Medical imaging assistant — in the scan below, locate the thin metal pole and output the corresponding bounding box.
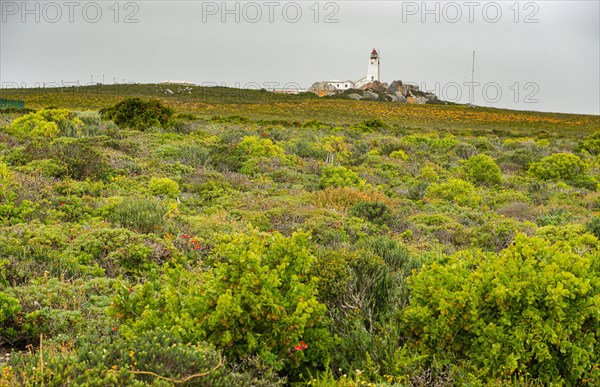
[471,50,475,104]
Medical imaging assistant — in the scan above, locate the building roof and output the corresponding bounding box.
[161,80,195,85]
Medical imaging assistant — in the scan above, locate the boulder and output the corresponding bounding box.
[403,84,421,97]
[348,93,363,100]
[363,90,379,100]
[395,92,407,103]
[385,93,398,102]
[308,82,337,97]
[406,96,427,104]
[359,81,388,92]
[388,80,403,94]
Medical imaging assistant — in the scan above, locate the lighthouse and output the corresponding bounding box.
[308,48,383,93]
[366,48,380,83]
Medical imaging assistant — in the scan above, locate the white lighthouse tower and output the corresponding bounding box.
[366,48,380,83]
[310,48,383,93]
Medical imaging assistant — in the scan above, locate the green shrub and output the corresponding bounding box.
[586,217,600,239]
[536,208,573,227]
[107,197,169,234]
[529,153,587,182]
[158,143,210,168]
[406,181,429,201]
[389,150,408,161]
[7,328,253,386]
[320,166,363,188]
[462,154,502,186]
[470,218,527,252]
[5,138,110,180]
[403,234,600,384]
[232,136,287,175]
[0,161,12,201]
[425,179,480,206]
[580,132,600,155]
[0,291,21,343]
[211,115,251,124]
[349,201,393,226]
[352,119,387,132]
[68,228,172,277]
[4,277,116,346]
[322,238,419,378]
[236,136,284,158]
[52,139,112,180]
[79,329,250,386]
[19,159,67,178]
[100,98,174,130]
[3,108,83,140]
[289,138,327,160]
[498,147,544,171]
[148,177,180,198]
[409,213,470,248]
[112,230,333,376]
[302,119,328,129]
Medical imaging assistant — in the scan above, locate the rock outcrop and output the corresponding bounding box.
[363,90,380,100]
[308,79,444,105]
[359,81,389,92]
[308,81,338,97]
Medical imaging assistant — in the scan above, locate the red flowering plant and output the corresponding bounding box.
[293,341,308,352]
[171,232,209,262]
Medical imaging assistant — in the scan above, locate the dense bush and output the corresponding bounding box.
[462,154,502,186]
[349,201,393,226]
[0,292,21,344]
[425,178,480,206]
[0,162,11,200]
[107,197,169,234]
[112,230,333,378]
[100,98,174,130]
[529,153,587,182]
[352,118,387,132]
[389,149,408,161]
[403,234,600,384]
[234,136,287,175]
[5,329,254,386]
[585,217,600,239]
[320,166,363,188]
[580,132,600,155]
[148,177,180,198]
[3,108,82,139]
[52,139,112,180]
[68,227,173,276]
[236,136,284,158]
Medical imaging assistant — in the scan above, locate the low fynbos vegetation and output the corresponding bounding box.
[0,101,599,386]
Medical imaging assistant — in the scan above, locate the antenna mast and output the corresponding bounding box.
[378,47,381,82]
[471,50,475,104]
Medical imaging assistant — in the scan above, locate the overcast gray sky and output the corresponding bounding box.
[1,0,599,114]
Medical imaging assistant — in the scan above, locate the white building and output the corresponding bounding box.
[161,80,195,85]
[326,80,355,91]
[310,49,382,95]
